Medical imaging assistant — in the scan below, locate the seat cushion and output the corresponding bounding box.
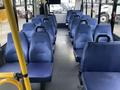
[0,63,20,73]
[82,72,120,90]
[74,49,83,62]
[28,63,53,82]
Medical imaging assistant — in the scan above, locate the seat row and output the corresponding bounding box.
[66,10,113,62]
[67,10,120,90]
[0,14,57,90]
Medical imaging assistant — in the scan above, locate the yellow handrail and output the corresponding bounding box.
[0,72,15,78]
[0,78,23,90]
[3,0,32,90]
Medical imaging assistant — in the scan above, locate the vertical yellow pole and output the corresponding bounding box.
[3,0,31,90]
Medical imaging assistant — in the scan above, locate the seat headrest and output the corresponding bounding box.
[94,24,113,42]
[23,22,35,31]
[35,26,46,32]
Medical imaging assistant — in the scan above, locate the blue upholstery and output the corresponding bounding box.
[47,16,57,35]
[66,10,83,24]
[81,42,120,72]
[0,63,20,73]
[5,32,29,62]
[42,18,56,45]
[29,28,53,63]
[69,15,81,35]
[73,24,93,62]
[74,24,93,44]
[83,72,120,90]
[74,33,93,49]
[48,15,57,28]
[80,15,91,21]
[32,17,42,26]
[36,14,57,35]
[70,16,80,38]
[22,22,36,43]
[94,24,113,42]
[80,42,120,90]
[87,18,97,32]
[28,27,53,82]
[68,11,83,29]
[79,15,97,32]
[68,13,76,29]
[70,16,93,39]
[66,10,73,24]
[28,63,53,82]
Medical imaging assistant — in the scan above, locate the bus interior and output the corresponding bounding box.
[0,0,120,90]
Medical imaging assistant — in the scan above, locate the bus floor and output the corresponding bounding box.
[0,29,81,90]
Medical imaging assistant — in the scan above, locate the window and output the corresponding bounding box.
[50,0,75,14]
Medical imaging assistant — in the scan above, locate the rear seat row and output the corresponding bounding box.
[0,14,57,90]
[67,10,120,90]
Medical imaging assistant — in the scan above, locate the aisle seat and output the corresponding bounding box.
[22,22,36,43]
[28,30,53,87]
[73,24,93,62]
[80,42,120,90]
[42,18,56,45]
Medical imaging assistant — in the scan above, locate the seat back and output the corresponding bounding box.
[74,24,93,49]
[42,18,55,44]
[87,18,97,32]
[29,26,52,63]
[22,22,35,43]
[32,17,42,26]
[5,32,29,63]
[66,10,73,23]
[94,24,113,42]
[75,24,93,40]
[81,42,120,72]
[66,10,83,24]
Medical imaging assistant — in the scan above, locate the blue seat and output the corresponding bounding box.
[94,24,113,42]
[66,10,83,25]
[70,16,94,40]
[79,15,97,32]
[68,11,83,29]
[73,24,93,62]
[34,26,53,51]
[28,29,53,83]
[36,15,57,35]
[22,22,36,43]
[74,24,93,43]
[32,17,42,26]
[87,18,97,32]
[80,42,120,90]
[48,15,57,28]
[42,18,56,45]
[83,72,120,90]
[66,10,73,24]
[0,32,29,72]
[68,12,76,29]
[70,15,81,38]
[28,63,53,82]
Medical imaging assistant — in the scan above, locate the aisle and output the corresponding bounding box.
[46,29,80,90]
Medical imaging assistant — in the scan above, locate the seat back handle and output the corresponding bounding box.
[35,26,46,32]
[96,34,111,42]
[80,20,88,25]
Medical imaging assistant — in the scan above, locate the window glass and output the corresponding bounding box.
[50,0,75,14]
